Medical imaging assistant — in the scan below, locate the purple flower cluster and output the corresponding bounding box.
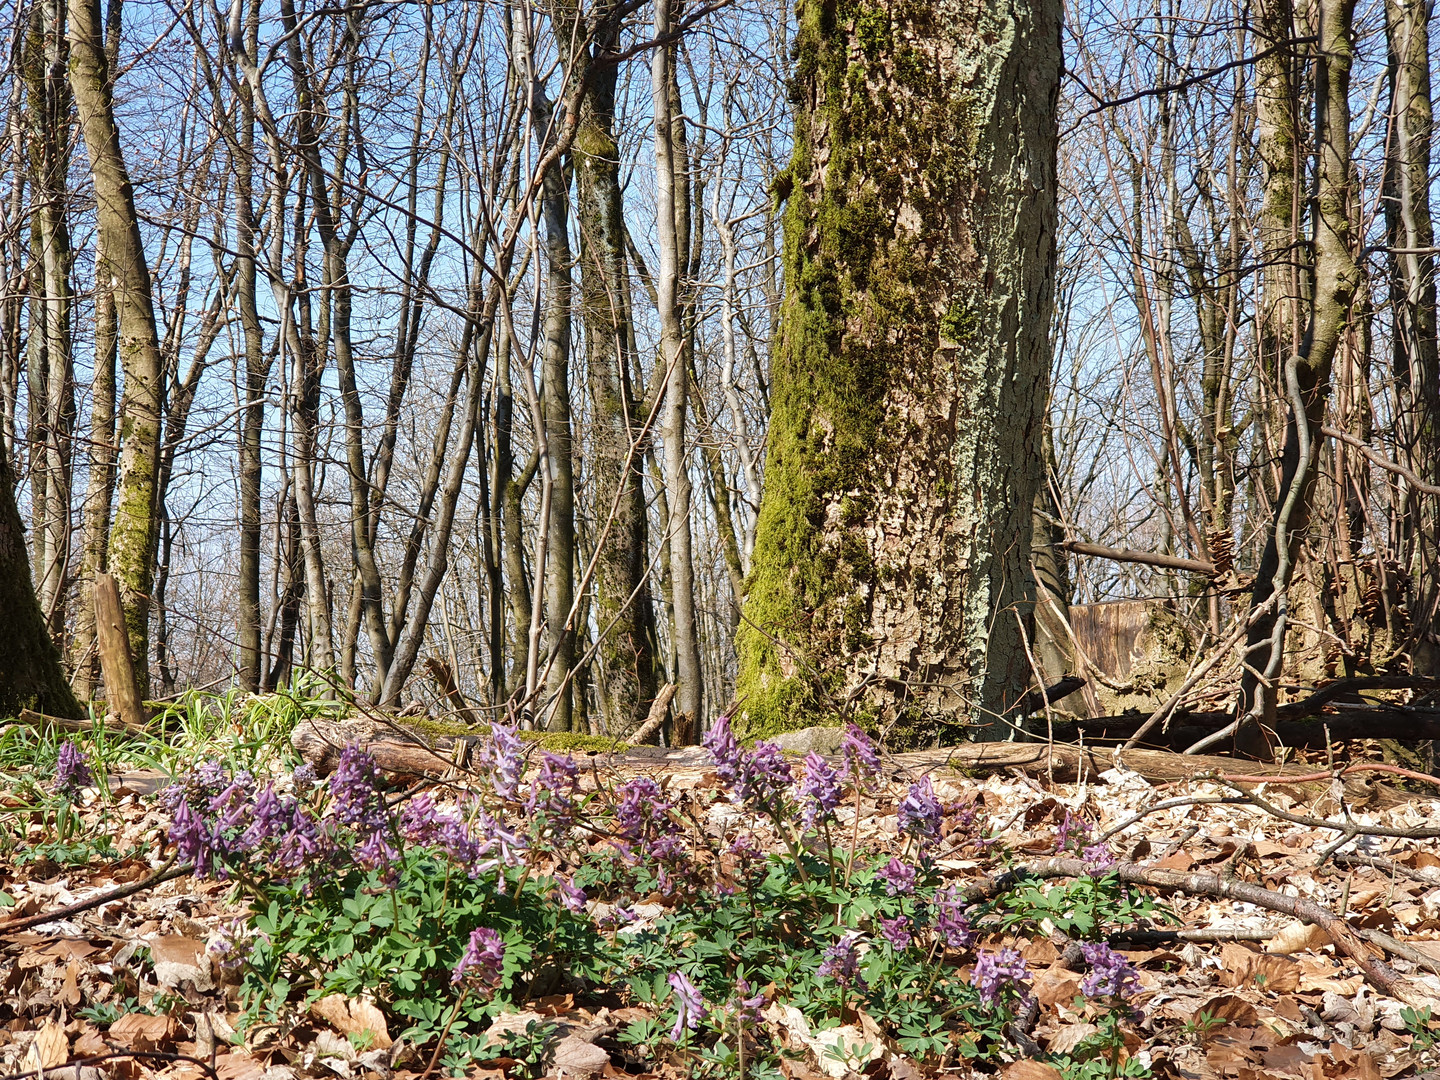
[839,724,881,788]
[613,777,685,863]
[452,926,506,987]
[702,716,792,811]
[817,936,866,989]
[553,875,587,912]
[668,971,706,1040]
[399,794,516,877]
[1079,942,1141,999]
[1082,842,1118,873]
[208,918,250,972]
[477,721,524,800]
[525,752,580,829]
[165,765,265,878]
[329,746,396,870]
[731,977,766,1026]
[877,857,916,896]
[932,884,975,949]
[897,776,943,841]
[879,915,913,950]
[970,947,1031,1007]
[796,753,841,828]
[54,742,93,796]
[240,782,325,871]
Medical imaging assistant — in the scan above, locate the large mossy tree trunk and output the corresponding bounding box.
[736,0,1062,743]
[0,436,83,720]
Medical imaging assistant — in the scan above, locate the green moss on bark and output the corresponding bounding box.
[736,0,1062,744]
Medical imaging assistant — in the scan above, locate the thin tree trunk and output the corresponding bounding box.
[68,0,164,696]
[1236,0,1361,743]
[652,0,703,738]
[1384,0,1440,667]
[574,0,659,734]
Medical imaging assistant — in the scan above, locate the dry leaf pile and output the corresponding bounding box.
[3,746,1439,1080]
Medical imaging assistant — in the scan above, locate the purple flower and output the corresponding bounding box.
[796,753,841,828]
[1056,810,1092,853]
[208,918,249,972]
[329,745,388,834]
[291,763,317,790]
[525,753,579,827]
[970,947,1031,1007]
[170,796,222,875]
[897,776,942,840]
[703,714,745,787]
[839,724,881,788]
[877,857,916,896]
[933,884,975,949]
[1082,842,1118,874]
[452,926,506,987]
[479,721,525,800]
[1079,942,1141,999]
[879,916,913,950]
[554,875,587,912]
[54,742,93,796]
[817,937,866,989]
[732,978,766,1025]
[614,777,680,853]
[703,715,792,810]
[668,971,706,1040]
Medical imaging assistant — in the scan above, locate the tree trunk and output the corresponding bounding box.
[652,0,704,738]
[0,435,82,720]
[24,0,76,643]
[1384,0,1440,670]
[735,0,1062,743]
[1236,0,1361,743]
[574,3,659,735]
[68,0,164,697]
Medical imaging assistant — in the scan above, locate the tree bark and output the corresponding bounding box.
[652,0,704,738]
[736,0,1062,743]
[1236,0,1361,743]
[1384,0,1440,669]
[68,0,164,696]
[0,434,82,720]
[574,2,660,735]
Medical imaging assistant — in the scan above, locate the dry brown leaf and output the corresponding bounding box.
[25,1019,68,1072]
[1266,921,1329,955]
[73,1024,106,1057]
[1218,943,1300,992]
[108,1012,177,1051]
[1151,850,1195,872]
[212,1051,267,1080]
[1045,1022,1099,1055]
[1033,968,1083,1008]
[1001,1062,1063,1080]
[309,993,392,1049]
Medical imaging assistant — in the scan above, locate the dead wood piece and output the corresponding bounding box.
[1363,929,1440,979]
[1058,539,1217,577]
[291,716,472,778]
[1014,676,1089,716]
[628,683,678,746]
[1109,927,1279,944]
[9,708,128,735]
[964,856,1436,1006]
[94,573,149,731]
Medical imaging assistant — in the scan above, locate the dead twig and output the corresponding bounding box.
[964,857,1436,1005]
[0,854,188,936]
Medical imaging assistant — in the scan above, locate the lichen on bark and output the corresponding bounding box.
[736,0,1062,745]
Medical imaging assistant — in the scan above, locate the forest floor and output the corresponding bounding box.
[2,703,1440,1080]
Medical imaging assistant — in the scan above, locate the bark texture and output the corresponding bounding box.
[0,436,83,720]
[68,0,164,695]
[574,6,659,735]
[736,0,1062,742]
